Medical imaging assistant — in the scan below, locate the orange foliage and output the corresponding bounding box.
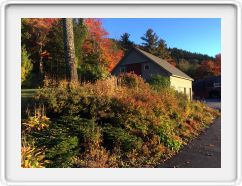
[84,18,108,41]
[197,54,221,79]
[214,53,221,76]
[201,60,220,76]
[25,18,58,32]
[25,18,58,44]
[83,19,124,71]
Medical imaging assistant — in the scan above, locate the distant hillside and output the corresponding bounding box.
[168,47,215,64]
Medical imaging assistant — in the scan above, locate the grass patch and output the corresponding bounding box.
[21,89,38,118]
[21,89,38,98]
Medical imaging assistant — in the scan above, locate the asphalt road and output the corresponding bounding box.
[159,116,221,168]
[203,99,221,111]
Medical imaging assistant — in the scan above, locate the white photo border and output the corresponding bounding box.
[0,0,241,185]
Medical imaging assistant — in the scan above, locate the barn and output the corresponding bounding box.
[112,47,194,100]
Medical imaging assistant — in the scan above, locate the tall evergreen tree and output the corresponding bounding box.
[119,33,134,53]
[62,18,78,82]
[141,29,159,54]
[155,39,171,59]
[73,19,87,67]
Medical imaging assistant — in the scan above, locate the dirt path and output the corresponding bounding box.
[159,117,221,168]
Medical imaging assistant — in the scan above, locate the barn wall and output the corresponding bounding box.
[112,49,170,79]
[170,76,193,100]
[112,50,147,75]
[141,61,170,80]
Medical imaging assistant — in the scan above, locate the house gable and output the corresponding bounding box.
[134,48,193,81]
[112,49,147,75]
[112,49,171,79]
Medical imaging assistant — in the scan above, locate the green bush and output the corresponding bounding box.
[103,125,143,152]
[31,116,103,167]
[155,116,183,151]
[147,74,170,90]
[118,72,148,89]
[21,46,33,87]
[78,63,110,82]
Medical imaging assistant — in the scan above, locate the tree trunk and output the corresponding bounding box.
[62,18,78,82]
[39,43,44,82]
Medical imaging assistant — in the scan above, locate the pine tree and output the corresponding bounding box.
[155,39,171,59]
[119,33,134,53]
[141,29,159,54]
[73,19,87,67]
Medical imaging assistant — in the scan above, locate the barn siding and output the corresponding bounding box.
[112,50,147,75]
[141,61,170,80]
[112,50,170,79]
[170,76,193,100]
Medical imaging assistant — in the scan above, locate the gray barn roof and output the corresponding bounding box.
[134,47,193,81]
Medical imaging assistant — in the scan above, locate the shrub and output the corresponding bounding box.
[21,46,33,87]
[155,116,183,151]
[147,74,170,90]
[30,115,111,168]
[22,106,51,132]
[21,138,49,168]
[23,75,220,167]
[78,63,110,82]
[118,72,149,89]
[103,125,143,152]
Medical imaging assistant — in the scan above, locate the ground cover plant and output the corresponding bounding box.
[21,74,219,168]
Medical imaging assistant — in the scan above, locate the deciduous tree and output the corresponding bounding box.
[83,19,123,72]
[24,18,58,83]
[21,46,33,84]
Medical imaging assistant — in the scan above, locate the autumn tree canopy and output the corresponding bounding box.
[83,19,123,72]
[21,18,220,88]
[23,18,58,83]
[21,18,124,86]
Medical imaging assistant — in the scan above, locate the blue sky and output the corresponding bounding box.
[102,18,221,57]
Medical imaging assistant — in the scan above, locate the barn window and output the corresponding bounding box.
[144,65,150,70]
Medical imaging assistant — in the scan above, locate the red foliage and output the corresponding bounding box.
[84,19,108,41]
[83,19,124,71]
[214,53,221,76]
[197,54,221,79]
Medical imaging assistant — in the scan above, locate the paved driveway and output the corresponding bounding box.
[158,117,221,168]
[203,98,221,110]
